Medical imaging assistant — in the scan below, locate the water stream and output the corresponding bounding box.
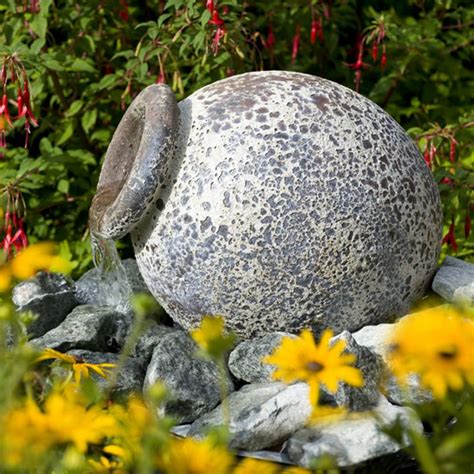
[90,231,133,314]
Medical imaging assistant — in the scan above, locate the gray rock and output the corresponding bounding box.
[30,305,130,353]
[285,395,423,468]
[228,332,296,383]
[67,349,147,398]
[383,372,433,406]
[12,272,78,338]
[326,331,382,411]
[432,256,474,304]
[75,259,151,306]
[91,71,442,339]
[143,331,234,423]
[189,382,312,451]
[351,321,433,405]
[351,322,394,359]
[131,320,177,361]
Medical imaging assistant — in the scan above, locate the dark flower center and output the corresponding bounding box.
[438,346,458,360]
[306,361,324,372]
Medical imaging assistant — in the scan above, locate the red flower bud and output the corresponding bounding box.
[442,219,458,253]
[0,94,12,126]
[372,41,378,62]
[291,25,301,64]
[311,19,318,45]
[449,138,457,163]
[266,25,276,50]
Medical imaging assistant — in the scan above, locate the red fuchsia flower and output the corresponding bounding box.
[442,219,458,253]
[266,24,276,50]
[449,137,457,163]
[212,25,225,55]
[291,25,301,64]
[465,209,471,239]
[209,9,224,26]
[0,94,12,127]
[16,84,39,148]
[371,41,378,62]
[440,177,454,185]
[347,38,367,92]
[206,0,214,14]
[311,19,318,45]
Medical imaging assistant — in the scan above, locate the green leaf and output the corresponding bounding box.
[30,14,47,39]
[81,109,98,134]
[57,179,69,194]
[65,100,84,117]
[69,58,96,73]
[57,122,75,146]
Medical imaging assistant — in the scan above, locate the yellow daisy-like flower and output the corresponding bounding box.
[387,306,474,399]
[0,264,12,292]
[36,348,116,384]
[11,242,72,280]
[157,437,234,474]
[190,315,236,359]
[263,329,363,406]
[1,384,116,467]
[233,458,280,474]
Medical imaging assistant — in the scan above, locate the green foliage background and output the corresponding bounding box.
[0,0,473,274]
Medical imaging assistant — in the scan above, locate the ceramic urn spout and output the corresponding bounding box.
[90,84,179,240]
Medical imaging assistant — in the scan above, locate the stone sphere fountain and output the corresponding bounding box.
[89,71,442,338]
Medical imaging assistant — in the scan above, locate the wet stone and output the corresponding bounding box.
[75,258,151,306]
[30,305,131,353]
[12,272,79,338]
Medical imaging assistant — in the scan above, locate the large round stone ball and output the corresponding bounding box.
[129,71,442,338]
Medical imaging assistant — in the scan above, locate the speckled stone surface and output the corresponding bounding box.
[92,71,443,338]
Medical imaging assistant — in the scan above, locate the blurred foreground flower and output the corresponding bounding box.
[156,437,234,474]
[0,242,73,291]
[233,458,280,474]
[36,348,116,385]
[387,306,474,399]
[264,329,363,406]
[191,315,236,360]
[0,384,116,467]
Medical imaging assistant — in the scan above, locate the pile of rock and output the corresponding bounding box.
[11,257,473,469]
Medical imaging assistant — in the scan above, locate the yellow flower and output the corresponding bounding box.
[264,329,363,406]
[0,264,12,292]
[0,384,117,466]
[282,467,313,474]
[36,348,116,384]
[157,437,234,474]
[10,242,72,280]
[233,458,280,474]
[191,315,236,359]
[387,306,474,399]
[308,404,348,425]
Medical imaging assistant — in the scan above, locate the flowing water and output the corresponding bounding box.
[91,232,133,314]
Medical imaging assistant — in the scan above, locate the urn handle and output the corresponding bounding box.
[90,84,179,239]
